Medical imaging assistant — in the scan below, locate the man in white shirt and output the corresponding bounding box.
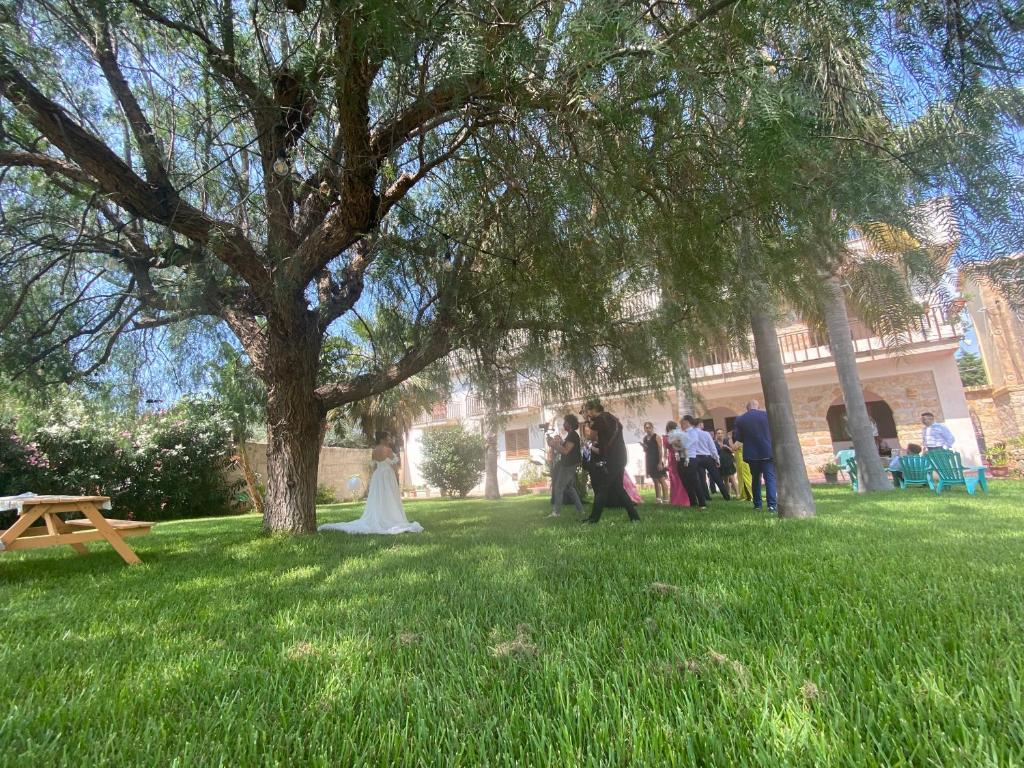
[677,417,709,505]
[686,416,730,502]
[921,412,955,451]
[666,420,705,509]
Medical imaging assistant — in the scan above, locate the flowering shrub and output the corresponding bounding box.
[0,423,56,527]
[0,423,52,495]
[3,397,243,522]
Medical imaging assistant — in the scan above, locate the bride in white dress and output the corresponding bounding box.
[319,432,423,535]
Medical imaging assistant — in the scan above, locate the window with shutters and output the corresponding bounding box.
[504,428,530,459]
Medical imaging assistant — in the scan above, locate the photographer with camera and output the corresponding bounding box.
[581,399,640,524]
[545,414,585,518]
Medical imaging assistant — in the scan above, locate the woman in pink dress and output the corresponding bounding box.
[663,424,691,506]
[622,471,643,504]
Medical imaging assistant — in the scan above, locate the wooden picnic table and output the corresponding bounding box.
[0,495,153,565]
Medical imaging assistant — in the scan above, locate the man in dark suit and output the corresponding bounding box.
[732,400,776,512]
[582,398,640,524]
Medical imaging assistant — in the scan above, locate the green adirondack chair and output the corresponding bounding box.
[836,449,856,483]
[897,455,934,489]
[844,457,858,492]
[927,450,988,495]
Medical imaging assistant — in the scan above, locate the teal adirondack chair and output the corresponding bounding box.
[836,449,856,484]
[897,455,934,489]
[928,450,988,495]
[844,457,858,492]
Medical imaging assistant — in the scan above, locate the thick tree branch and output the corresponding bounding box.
[0,53,272,294]
[0,149,95,186]
[316,325,453,409]
[222,307,268,375]
[316,238,375,331]
[369,76,489,161]
[376,123,478,221]
[78,3,171,188]
[317,235,477,407]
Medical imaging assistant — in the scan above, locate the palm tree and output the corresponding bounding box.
[338,371,444,485]
[817,214,957,492]
[820,273,892,492]
[749,303,817,518]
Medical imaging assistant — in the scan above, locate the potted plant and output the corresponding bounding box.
[985,442,1010,478]
[820,462,841,484]
[517,463,547,494]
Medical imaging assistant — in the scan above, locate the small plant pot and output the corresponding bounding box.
[990,466,1009,478]
[823,472,839,484]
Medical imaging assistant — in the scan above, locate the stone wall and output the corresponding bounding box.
[965,385,1024,454]
[696,370,944,476]
[961,264,1024,454]
[241,443,372,501]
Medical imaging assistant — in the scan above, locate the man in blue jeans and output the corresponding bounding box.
[732,400,776,512]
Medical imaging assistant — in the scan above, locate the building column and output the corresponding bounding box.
[932,355,983,465]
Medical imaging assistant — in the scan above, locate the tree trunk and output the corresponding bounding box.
[261,320,326,534]
[673,360,690,421]
[750,304,816,519]
[237,440,265,516]
[483,394,501,500]
[822,275,890,492]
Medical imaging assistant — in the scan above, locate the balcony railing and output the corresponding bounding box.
[619,288,661,319]
[414,305,958,425]
[425,386,541,424]
[412,401,464,425]
[688,304,958,381]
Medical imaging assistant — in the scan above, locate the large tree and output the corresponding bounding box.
[0,0,750,532]
[3,1,1021,532]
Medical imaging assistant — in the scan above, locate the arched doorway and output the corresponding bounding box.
[826,396,898,455]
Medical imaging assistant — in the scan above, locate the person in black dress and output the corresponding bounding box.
[581,422,605,511]
[546,414,585,517]
[715,427,739,499]
[642,421,669,503]
[582,398,640,524]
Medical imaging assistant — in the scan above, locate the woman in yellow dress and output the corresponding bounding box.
[731,437,754,501]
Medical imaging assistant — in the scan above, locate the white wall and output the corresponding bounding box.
[930,353,983,465]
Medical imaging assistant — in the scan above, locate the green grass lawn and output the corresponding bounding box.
[2,483,1024,766]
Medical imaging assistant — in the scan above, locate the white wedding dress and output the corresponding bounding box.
[318,456,423,535]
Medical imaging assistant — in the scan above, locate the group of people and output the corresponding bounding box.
[545,398,780,524]
[643,417,741,507]
[546,400,642,523]
[315,404,961,537]
[878,411,956,486]
[656,400,777,513]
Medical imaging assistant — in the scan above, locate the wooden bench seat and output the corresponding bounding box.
[64,518,155,536]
